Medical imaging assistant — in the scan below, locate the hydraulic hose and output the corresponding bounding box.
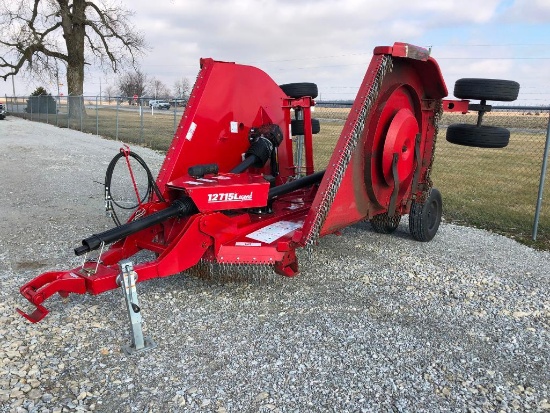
[105,150,165,226]
[268,171,325,200]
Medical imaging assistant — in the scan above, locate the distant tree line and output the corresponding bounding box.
[113,70,191,103]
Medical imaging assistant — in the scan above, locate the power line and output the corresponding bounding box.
[437,57,550,60]
[431,44,550,47]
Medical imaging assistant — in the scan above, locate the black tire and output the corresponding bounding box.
[370,213,401,234]
[409,188,442,242]
[446,124,510,148]
[290,118,320,136]
[454,78,519,102]
[279,82,318,99]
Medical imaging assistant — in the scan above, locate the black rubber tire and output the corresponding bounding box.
[279,82,318,99]
[446,124,510,148]
[409,188,442,242]
[454,78,519,102]
[370,213,401,234]
[290,118,321,136]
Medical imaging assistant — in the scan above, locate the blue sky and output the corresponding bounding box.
[2,0,550,105]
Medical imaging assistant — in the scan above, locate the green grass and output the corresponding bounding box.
[432,129,549,250]
[13,107,550,250]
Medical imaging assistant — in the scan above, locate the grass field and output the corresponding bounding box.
[13,106,550,250]
[433,129,549,250]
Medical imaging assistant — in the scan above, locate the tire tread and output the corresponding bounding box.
[454,78,519,102]
[446,124,510,148]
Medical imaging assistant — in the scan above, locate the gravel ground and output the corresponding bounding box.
[0,116,549,413]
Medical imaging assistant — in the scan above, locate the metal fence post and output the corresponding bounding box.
[533,112,550,241]
[140,98,144,144]
[96,96,99,136]
[80,95,83,132]
[116,98,120,140]
[173,103,177,135]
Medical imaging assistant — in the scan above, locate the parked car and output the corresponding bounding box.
[149,100,171,110]
[0,103,6,120]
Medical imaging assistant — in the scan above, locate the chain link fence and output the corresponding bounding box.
[4,95,181,151]
[4,95,550,249]
[435,107,550,248]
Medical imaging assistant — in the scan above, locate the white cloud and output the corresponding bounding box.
[2,0,548,104]
[117,0,548,104]
[503,0,550,23]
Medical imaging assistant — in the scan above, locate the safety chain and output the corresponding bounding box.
[303,55,393,247]
[424,99,444,200]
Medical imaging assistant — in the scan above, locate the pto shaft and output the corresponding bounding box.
[75,197,197,256]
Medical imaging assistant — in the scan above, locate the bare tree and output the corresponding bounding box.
[104,84,116,103]
[117,70,147,104]
[173,78,190,106]
[0,0,145,117]
[149,77,170,99]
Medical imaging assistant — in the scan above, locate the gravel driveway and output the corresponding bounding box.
[0,117,549,413]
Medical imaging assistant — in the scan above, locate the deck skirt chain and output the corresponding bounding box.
[303,55,393,246]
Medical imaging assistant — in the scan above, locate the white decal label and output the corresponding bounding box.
[235,242,262,247]
[246,221,303,243]
[207,192,253,203]
[230,121,239,133]
[186,122,197,141]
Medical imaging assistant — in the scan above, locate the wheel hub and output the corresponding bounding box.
[382,108,418,185]
[364,85,420,208]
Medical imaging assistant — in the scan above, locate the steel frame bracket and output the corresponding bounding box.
[118,260,157,355]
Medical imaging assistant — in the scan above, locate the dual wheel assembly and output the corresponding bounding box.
[447,78,520,148]
[370,188,443,242]
[371,77,519,241]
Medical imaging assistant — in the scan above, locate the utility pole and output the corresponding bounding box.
[11,62,15,97]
